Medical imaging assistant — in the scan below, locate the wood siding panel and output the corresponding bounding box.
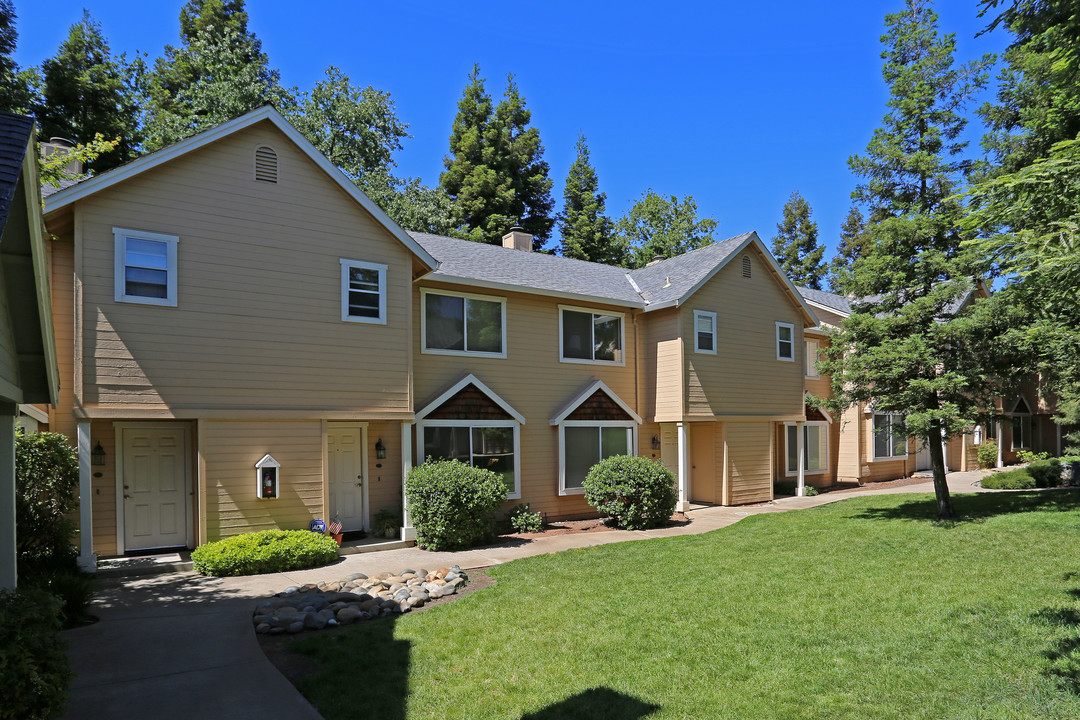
[641,308,680,421]
[364,420,403,527]
[89,420,117,556]
[74,121,413,414]
[0,261,19,394]
[683,247,805,418]
[727,422,773,504]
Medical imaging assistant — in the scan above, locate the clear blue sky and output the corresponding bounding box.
[12,1,1011,255]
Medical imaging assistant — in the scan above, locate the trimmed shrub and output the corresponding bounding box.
[0,587,72,720]
[405,459,508,551]
[583,456,677,530]
[24,568,96,628]
[509,503,544,533]
[191,530,339,577]
[373,508,402,539]
[977,441,998,469]
[1028,458,1064,488]
[774,481,819,497]
[981,468,1036,490]
[1017,449,1051,464]
[15,430,79,574]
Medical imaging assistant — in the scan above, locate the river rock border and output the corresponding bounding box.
[253,566,468,635]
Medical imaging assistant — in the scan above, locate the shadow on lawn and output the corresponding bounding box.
[1035,576,1080,694]
[850,490,1080,524]
[521,688,660,720]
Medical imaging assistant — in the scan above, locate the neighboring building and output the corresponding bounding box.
[41,106,821,561]
[0,112,60,589]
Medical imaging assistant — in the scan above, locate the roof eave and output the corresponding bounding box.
[426,272,645,309]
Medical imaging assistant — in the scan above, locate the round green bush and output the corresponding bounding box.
[0,587,71,720]
[191,530,339,577]
[405,459,508,550]
[976,440,998,469]
[583,455,677,530]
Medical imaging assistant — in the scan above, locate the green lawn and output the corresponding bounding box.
[280,491,1080,719]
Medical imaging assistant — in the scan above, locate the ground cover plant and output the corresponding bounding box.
[191,530,339,576]
[278,491,1080,720]
[774,480,819,496]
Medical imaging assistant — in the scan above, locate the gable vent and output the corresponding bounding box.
[254,145,278,183]
[741,255,751,278]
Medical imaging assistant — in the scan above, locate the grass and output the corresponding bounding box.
[279,491,1080,719]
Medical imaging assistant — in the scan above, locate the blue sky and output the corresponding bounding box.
[13,1,1011,255]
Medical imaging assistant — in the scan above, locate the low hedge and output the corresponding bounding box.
[584,455,677,530]
[774,481,819,497]
[981,468,1036,490]
[405,459,508,551]
[0,587,71,720]
[191,530,339,577]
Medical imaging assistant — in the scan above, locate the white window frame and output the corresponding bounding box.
[1011,414,1032,451]
[559,305,626,366]
[340,259,387,325]
[558,420,637,495]
[415,419,521,500]
[693,310,717,355]
[420,288,507,358]
[805,339,820,379]
[783,421,829,476]
[872,412,908,460]
[113,228,179,307]
[776,322,795,362]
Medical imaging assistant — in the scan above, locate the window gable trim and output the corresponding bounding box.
[340,259,388,325]
[113,228,179,307]
[693,309,717,355]
[549,379,643,425]
[558,420,637,496]
[558,304,626,366]
[420,287,507,358]
[414,373,526,424]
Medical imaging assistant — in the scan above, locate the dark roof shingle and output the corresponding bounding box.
[0,111,34,235]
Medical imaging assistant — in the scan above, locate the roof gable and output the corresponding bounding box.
[550,379,643,425]
[415,374,526,424]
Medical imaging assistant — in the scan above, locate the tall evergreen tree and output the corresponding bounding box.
[35,12,140,172]
[828,206,871,288]
[0,1,33,114]
[558,133,623,264]
[493,75,554,247]
[771,191,825,289]
[615,190,717,268]
[820,0,1007,520]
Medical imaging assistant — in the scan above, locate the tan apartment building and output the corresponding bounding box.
[40,106,821,566]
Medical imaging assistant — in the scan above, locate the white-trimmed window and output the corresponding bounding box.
[785,422,828,475]
[113,228,179,306]
[776,322,795,361]
[340,259,387,324]
[694,310,716,354]
[419,421,520,499]
[560,306,624,364]
[805,339,820,378]
[559,422,636,495]
[873,412,907,459]
[422,289,506,357]
[1011,414,1032,450]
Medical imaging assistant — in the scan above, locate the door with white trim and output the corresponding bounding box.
[915,441,931,471]
[122,427,190,551]
[328,425,367,532]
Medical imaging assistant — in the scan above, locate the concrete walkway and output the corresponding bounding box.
[61,470,993,720]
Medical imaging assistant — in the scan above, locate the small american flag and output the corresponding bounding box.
[328,520,343,535]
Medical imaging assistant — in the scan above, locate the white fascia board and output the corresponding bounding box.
[428,273,644,310]
[549,379,643,426]
[414,373,526,425]
[803,298,850,318]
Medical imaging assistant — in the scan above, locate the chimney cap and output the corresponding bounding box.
[47,137,76,148]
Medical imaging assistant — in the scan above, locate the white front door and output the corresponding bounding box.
[915,441,931,471]
[328,425,367,532]
[122,427,190,551]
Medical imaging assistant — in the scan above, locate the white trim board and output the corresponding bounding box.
[414,373,526,425]
[550,379,643,425]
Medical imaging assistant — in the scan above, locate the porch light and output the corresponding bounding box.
[375,438,387,459]
[91,441,106,466]
[651,435,661,451]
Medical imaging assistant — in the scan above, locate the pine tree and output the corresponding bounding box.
[828,206,871,289]
[615,190,717,268]
[0,1,33,114]
[35,12,140,172]
[820,0,1007,520]
[558,133,623,264]
[771,191,825,289]
[493,75,554,247]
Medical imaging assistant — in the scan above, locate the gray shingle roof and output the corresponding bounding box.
[0,112,33,235]
[797,286,852,315]
[41,176,81,198]
[408,230,756,310]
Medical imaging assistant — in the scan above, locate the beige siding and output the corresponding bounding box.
[202,420,323,540]
[365,420,404,526]
[48,238,77,438]
[0,262,18,395]
[74,121,413,414]
[413,282,639,520]
[836,406,862,482]
[683,246,805,418]
[642,308,682,421]
[89,420,118,556]
[727,422,773,504]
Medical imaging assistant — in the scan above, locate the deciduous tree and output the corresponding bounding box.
[615,190,717,268]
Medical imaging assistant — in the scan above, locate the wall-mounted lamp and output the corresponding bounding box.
[375,438,387,459]
[651,435,661,451]
[91,441,106,466]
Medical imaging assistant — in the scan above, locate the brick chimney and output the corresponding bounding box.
[40,137,84,176]
[501,226,533,252]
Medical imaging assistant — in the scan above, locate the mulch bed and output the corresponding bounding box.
[502,512,690,540]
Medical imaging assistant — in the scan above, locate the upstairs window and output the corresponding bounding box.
[113,228,179,307]
[422,289,506,357]
[873,412,907,459]
[805,339,820,378]
[694,310,716,354]
[776,322,795,361]
[340,259,387,324]
[560,307,624,364]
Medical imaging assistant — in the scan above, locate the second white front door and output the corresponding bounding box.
[328,425,367,532]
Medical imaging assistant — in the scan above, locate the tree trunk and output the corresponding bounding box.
[927,419,955,520]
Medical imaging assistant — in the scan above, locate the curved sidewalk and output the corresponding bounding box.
[61,470,991,720]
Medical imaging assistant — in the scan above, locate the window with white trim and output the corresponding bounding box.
[785,422,828,475]
[694,310,716,354]
[1011,414,1032,450]
[340,259,387,324]
[113,228,179,306]
[559,422,635,494]
[422,289,506,357]
[560,307,624,364]
[873,412,907,459]
[776,322,795,361]
[420,421,519,498]
[805,339,820,378]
